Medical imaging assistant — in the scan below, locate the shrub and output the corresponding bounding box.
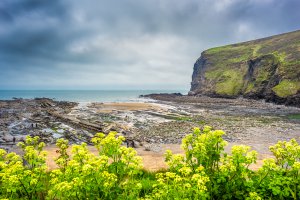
[0,127,299,199]
[0,136,48,199]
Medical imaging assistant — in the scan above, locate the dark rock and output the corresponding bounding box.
[133,140,141,147]
[140,93,183,99]
[122,130,134,136]
[126,139,135,148]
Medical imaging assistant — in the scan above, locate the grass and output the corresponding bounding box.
[287,114,300,120]
[227,54,251,63]
[252,45,262,57]
[272,80,300,97]
[245,82,255,93]
[205,69,224,80]
[51,127,58,132]
[255,66,271,83]
[278,61,300,79]
[272,51,287,63]
[205,45,234,54]
[198,120,206,125]
[196,30,300,99]
[215,70,245,96]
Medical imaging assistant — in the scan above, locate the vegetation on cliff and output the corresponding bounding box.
[0,127,300,199]
[190,30,300,106]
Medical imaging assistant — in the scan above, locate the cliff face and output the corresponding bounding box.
[189,30,300,106]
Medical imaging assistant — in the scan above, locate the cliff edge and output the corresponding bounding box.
[189,30,300,106]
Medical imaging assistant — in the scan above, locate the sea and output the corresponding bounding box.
[0,90,188,102]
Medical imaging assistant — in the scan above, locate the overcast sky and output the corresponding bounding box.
[0,0,300,90]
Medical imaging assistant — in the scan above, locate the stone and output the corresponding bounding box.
[122,130,134,136]
[133,140,141,147]
[144,143,162,152]
[3,134,14,142]
[126,139,135,148]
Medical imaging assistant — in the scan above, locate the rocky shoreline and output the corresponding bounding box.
[140,93,300,153]
[0,98,81,149]
[1,95,300,156]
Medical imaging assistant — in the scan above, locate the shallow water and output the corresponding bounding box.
[0,90,188,102]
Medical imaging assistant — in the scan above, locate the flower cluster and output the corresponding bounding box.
[0,128,299,199]
[0,136,48,199]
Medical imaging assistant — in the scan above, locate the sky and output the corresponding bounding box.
[0,0,300,90]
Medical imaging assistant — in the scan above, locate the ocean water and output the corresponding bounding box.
[0,90,187,102]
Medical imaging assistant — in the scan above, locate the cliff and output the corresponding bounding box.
[189,30,300,106]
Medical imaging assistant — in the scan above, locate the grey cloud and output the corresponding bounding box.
[0,0,299,89]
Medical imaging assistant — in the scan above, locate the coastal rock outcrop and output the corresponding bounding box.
[189,30,300,106]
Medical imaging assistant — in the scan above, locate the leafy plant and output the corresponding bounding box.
[0,128,299,199]
[0,136,48,199]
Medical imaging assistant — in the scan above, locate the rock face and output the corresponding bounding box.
[189,30,300,106]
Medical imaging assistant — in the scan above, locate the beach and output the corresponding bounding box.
[1,95,299,170]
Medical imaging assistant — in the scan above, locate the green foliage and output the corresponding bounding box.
[55,138,70,171]
[143,168,210,199]
[200,31,300,98]
[0,128,299,199]
[245,82,255,93]
[257,139,300,199]
[215,70,245,96]
[252,45,262,57]
[272,51,287,63]
[0,136,48,199]
[205,69,245,96]
[272,80,300,97]
[205,45,234,54]
[48,132,143,199]
[91,132,142,178]
[227,54,251,63]
[205,69,224,80]
[287,114,300,120]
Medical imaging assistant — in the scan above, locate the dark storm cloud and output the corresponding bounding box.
[0,0,300,89]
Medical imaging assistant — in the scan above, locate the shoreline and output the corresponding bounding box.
[0,95,299,170]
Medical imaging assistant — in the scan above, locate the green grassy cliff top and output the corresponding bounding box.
[199,30,300,98]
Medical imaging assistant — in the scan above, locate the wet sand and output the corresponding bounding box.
[88,102,165,113]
